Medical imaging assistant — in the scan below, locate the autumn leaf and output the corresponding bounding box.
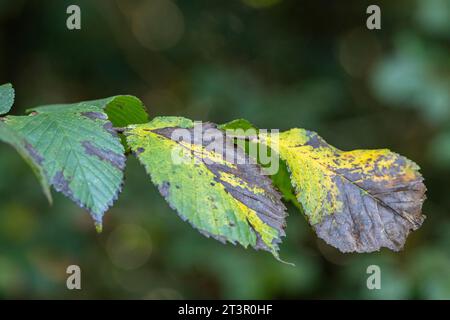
[266,128,426,253]
[125,117,288,259]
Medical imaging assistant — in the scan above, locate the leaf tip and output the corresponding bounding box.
[44,188,53,205]
[273,251,295,266]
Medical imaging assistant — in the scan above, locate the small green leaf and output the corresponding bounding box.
[218,118,257,131]
[126,117,288,259]
[270,158,302,209]
[0,83,14,115]
[86,95,149,127]
[267,128,426,253]
[0,121,52,203]
[5,99,130,227]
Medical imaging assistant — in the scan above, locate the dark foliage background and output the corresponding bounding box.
[0,0,449,299]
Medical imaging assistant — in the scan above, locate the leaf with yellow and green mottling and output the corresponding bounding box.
[266,128,426,253]
[125,117,288,259]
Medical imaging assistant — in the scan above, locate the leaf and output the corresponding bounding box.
[28,95,149,127]
[0,121,52,203]
[125,117,288,259]
[4,98,134,229]
[80,95,149,127]
[0,83,15,115]
[218,119,257,132]
[270,158,302,208]
[220,119,301,208]
[268,128,426,253]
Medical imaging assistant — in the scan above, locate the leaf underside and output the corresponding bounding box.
[3,96,148,228]
[273,128,426,253]
[126,117,288,258]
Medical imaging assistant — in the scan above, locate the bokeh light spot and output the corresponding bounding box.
[106,224,153,270]
[338,28,381,78]
[130,0,184,51]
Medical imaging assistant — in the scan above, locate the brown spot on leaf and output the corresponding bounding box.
[159,181,171,198]
[103,122,118,137]
[82,141,126,170]
[81,111,107,120]
[304,132,328,149]
[24,141,44,165]
[51,171,89,216]
[52,171,73,198]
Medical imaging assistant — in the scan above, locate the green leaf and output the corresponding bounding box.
[0,83,14,115]
[126,117,288,259]
[84,95,149,127]
[218,119,257,132]
[5,98,132,229]
[0,121,52,203]
[219,119,301,208]
[270,158,301,208]
[267,128,426,253]
[28,95,149,127]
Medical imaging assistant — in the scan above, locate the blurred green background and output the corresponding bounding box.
[0,0,449,299]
